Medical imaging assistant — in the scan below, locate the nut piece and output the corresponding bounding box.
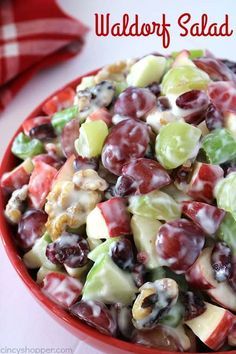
[73,169,108,191]
[45,180,102,240]
[74,81,115,120]
[95,59,135,83]
[132,278,179,330]
[5,185,28,224]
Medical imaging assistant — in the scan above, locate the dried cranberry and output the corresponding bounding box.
[46,232,90,268]
[205,104,224,131]
[147,83,161,97]
[29,123,56,141]
[73,156,99,171]
[211,242,232,282]
[132,263,146,288]
[181,291,206,321]
[156,96,170,111]
[110,238,134,270]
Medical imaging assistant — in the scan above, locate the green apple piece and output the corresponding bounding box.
[76,76,95,91]
[82,254,137,305]
[162,65,210,95]
[131,215,162,269]
[88,237,120,262]
[162,184,192,203]
[115,81,128,96]
[128,190,181,221]
[36,266,64,284]
[87,237,102,250]
[160,300,184,327]
[217,213,236,256]
[215,172,236,220]
[23,233,58,270]
[64,263,90,280]
[127,55,167,87]
[156,121,201,169]
[74,120,108,158]
[202,128,236,165]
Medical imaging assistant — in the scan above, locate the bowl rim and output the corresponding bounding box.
[0,70,233,354]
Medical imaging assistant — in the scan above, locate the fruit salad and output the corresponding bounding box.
[2,49,236,352]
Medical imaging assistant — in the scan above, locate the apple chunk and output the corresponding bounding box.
[86,197,131,239]
[185,302,233,350]
[187,162,224,203]
[1,158,33,193]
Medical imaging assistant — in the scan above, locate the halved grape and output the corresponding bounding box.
[128,190,181,221]
[215,172,236,221]
[217,213,236,256]
[162,66,210,96]
[202,128,236,164]
[155,122,201,169]
[74,120,108,158]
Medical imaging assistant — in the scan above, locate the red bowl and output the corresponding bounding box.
[0,71,233,354]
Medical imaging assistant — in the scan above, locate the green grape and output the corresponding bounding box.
[51,106,78,134]
[202,128,236,164]
[217,213,236,256]
[155,121,201,169]
[171,49,205,60]
[215,172,236,220]
[148,267,166,282]
[127,55,167,87]
[74,120,108,158]
[11,132,44,160]
[128,190,181,221]
[161,65,210,95]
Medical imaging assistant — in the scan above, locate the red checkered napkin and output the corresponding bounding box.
[0,0,88,111]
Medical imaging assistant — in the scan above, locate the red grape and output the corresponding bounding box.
[211,242,232,282]
[70,300,117,336]
[156,219,205,273]
[46,232,90,268]
[17,209,48,251]
[176,90,209,125]
[194,58,236,82]
[222,59,236,74]
[205,104,224,131]
[102,119,150,175]
[61,119,80,158]
[114,87,156,119]
[114,175,137,197]
[118,158,171,195]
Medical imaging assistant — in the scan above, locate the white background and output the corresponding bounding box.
[0,0,236,352]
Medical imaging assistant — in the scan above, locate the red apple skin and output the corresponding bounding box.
[88,108,113,127]
[185,248,216,290]
[228,317,236,346]
[53,154,75,184]
[182,201,225,235]
[98,197,131,237]
[42,87,75,115]
[205,310,233,350]
[1,160,33,193]
[187,162,224,203]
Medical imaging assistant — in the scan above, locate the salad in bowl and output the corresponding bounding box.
[1,49,236,353]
